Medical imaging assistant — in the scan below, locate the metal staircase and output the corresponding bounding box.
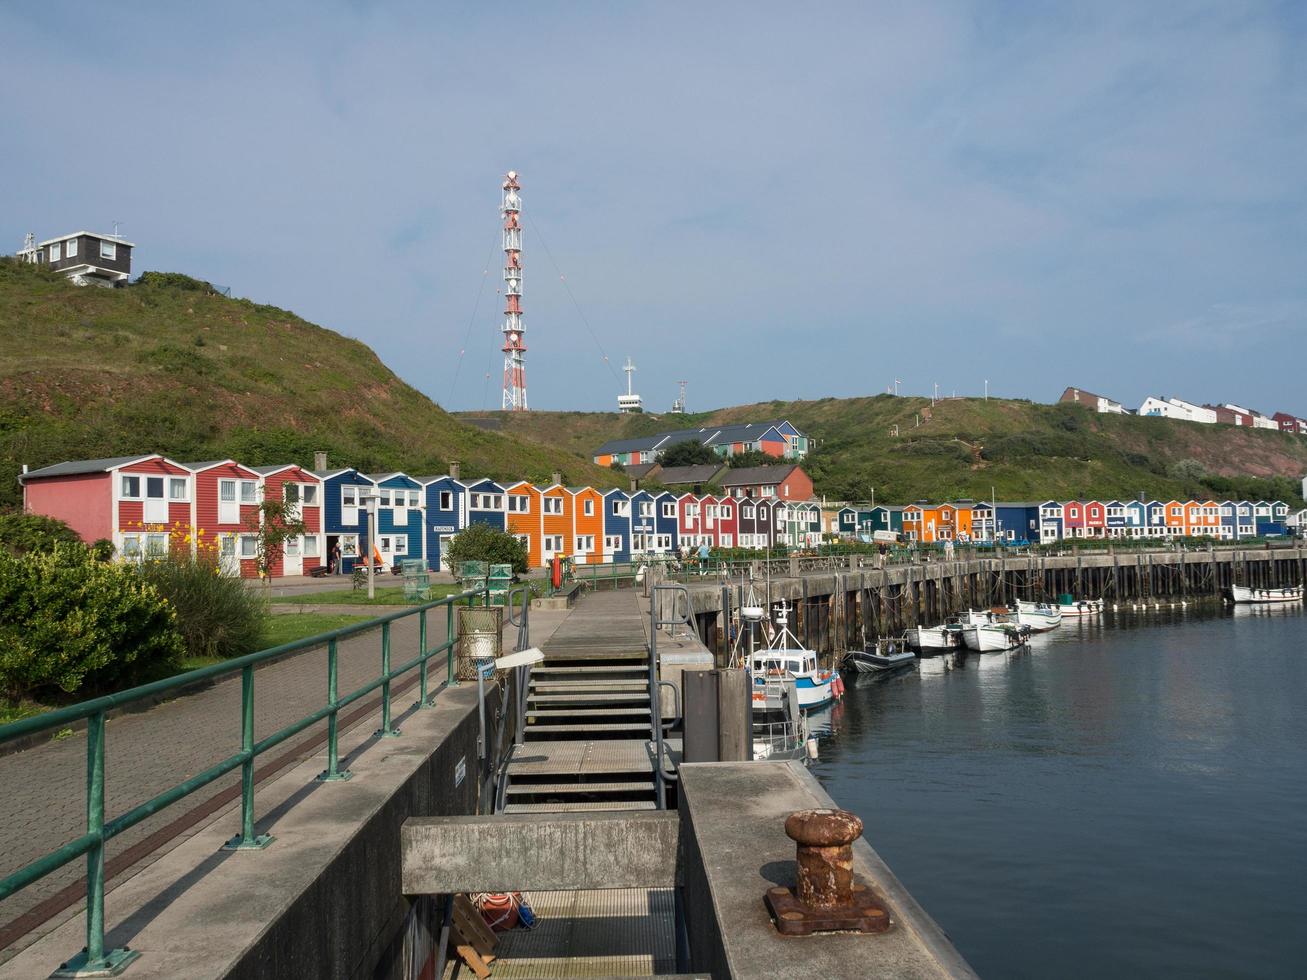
[499,590,661,813]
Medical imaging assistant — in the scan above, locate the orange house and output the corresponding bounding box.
[568,487,605,564]
[505,481,542,567]
[902,504,925,542]
[539,483,572,567]
[951,503,975,542]
[1163,501,1186,536]
[1185,500,1220,537]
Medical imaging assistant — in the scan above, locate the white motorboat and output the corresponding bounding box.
[1046,597,1103,617]
[906,622,963,651]
[1228,584,1303,605]
[961,622,1029,652]
[1013,603,1062,632]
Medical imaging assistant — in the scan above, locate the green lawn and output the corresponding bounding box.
[276,583,466,606]
[261,611,375,645]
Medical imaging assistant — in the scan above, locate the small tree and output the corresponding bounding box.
[446,523,529,575]
[245,499,307,581]
[727,448,772,469]
[659,440,718,468]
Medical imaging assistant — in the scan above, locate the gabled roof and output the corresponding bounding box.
[179,459,232,473]
[249,464,299,476]
[19,455,157,482]
[594,434,667,455]
[625,463,660,481]
[718,464,800,487]
[702,422,784,446]
[655,464,726,486]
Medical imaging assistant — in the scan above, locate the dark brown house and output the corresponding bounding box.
[20,231,134,286]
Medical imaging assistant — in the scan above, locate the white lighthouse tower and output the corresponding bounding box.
[618,357,643,413]
[501,171,528,411]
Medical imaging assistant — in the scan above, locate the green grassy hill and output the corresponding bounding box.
[0,260,616,510]
[464,396,1307,506]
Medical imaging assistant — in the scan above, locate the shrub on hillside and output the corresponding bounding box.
[659,440,719,467]
[446,523,529,575]
[0,513,83,556]
[138,550,268,661]
[0,546,183,701]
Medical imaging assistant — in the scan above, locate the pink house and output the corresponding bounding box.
[20,454,193,558]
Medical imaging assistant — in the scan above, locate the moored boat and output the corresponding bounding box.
[961,622,1029,652]
[845,639,916,673]
[1013,603,1062,632]
[748,600,839,712]
[1228,584,1304,605]
[1023,596,1103,617]
[906,622,963,651]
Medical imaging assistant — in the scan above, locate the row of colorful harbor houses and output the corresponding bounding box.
[836,498,1297,545]
[17,454,826,578]
[592,419,810,467]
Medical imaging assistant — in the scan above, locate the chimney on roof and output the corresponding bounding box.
[21,464,28,475]
[551,471,562,487]
[630,478,638,492]
[314,451,328,471]
[449,460,461,481]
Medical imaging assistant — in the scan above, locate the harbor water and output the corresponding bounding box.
[810,604,1307,978]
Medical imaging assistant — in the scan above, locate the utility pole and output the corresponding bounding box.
[932,383,938,405]
[984,379,989,401]
[894,378,901,396]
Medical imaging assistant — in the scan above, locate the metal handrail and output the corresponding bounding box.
[0,584,489,975]
[649,584,696,809]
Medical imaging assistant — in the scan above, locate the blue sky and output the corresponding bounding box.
[4,2,1305,415]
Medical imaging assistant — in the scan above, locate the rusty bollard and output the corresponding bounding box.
[764,809,891,936]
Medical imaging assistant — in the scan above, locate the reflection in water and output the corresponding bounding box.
[813,605,1307,979]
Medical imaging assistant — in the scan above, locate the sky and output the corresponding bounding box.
[4,2,1305,416]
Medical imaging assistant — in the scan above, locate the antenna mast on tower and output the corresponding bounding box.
[618,357,643,413]
[501,171,528,411]
[671,380,688,414]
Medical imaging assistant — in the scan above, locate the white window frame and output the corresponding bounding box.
[576,535,594,552]
[302,484,319,506]
[509,495,529,513]
[168,477,188,501]
[241,480,259,504]
[121,534,141,559]
[544,497,563,515]
[66,237,78,257]
[303,535,320,557]
[661,502,675,518]
[439,491,453,510]
[584,499,595,516]
[49,242,62,262]
[121,475,141,498]
[393,536,407,555]
[240,535,257,558]
[100,240,117,260]
[219,479,237,502]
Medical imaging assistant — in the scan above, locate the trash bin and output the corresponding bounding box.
[457,605,503,680]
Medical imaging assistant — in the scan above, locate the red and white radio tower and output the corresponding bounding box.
[500,171,528,411]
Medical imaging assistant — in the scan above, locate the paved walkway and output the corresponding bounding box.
[0,604,570,959]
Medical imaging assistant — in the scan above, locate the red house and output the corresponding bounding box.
[20,454,193,558]
[677,493,707,548]
[710,496,738,549]
[1272,412,1307,435]
[248,465,324,576]
[1082,500,1106,537]
[183,460,263,577]
[1062,500,1085,537]
[719,465,814,502]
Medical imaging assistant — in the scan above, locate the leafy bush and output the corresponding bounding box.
[138,550,268,661]
[0,513,83,556]
[0,546,183,700]
[446,523,529,575]
[659,440,719,467]
[135,271,217,292]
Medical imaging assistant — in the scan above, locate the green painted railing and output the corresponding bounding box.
[0,586,489,977]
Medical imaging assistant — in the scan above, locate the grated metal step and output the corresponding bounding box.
[531,681,648,692]
[528,692,649,704]
[505,780,652,795]
[527,708,651,718]
[533,664,648,674]
[502,800,658,813]
[526,723,652,733]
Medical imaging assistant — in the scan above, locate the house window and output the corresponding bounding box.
[380,537,391,551]
[49,242,62,262]
[285,537,300,557]
[514,534,531,551]
[304,536,320,557]
[302,485,319,506]
[543,535,563,554]
[241,481,258,503]
[285,483,301,504]
[145,533,168,556]
[584,499,595,516]
[240,535,257,558]
[121,535,141,558]
[393,537,407,555]
[169,477,188,500]
[100,240,117,260]
[544,497,562,515]
[604,535,621,551]
[121,475,141,498]
[661,502,675,518]
[219,480,236,502]
[611,500,625,516]
[342,486,357,507]
[508,495,528,513]
[440,491,453,510]
[639,502,653,517]
[379,489,391,506]
[66,238,78,257]
[576,535,594,552]
[408,491,420,507]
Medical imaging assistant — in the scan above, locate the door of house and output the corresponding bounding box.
[284,535,303,576]
[218,479,239,525]
[219,534,240,576]
[144,476,167,523]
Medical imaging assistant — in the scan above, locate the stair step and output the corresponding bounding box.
[528,693,650,704]
[531,681,648,692]
[528,708,651,719]
[505,781,650,795]
[533,664,647,674]
[524,723,653,733]
[503,800,658,813]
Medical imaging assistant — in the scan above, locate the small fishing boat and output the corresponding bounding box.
[748,601,840,712]
[1228,584,1303,605]
[1046,596,1103,617]
[1013,603,1062,632]
[906,622,964,651]
[845,638,916,673]
[960,622,1030,652]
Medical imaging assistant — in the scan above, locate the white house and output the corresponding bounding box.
[1138,396,1216,424]
[1252,414,1279,430]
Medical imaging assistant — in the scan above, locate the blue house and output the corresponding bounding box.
[366,473,425,568]
[631,489,679,555]
[1125,500,1147,538]
[1233,500,1255,539]
[1104,500,1128,538]
[651,491,680,554]
[463,478,508,531]
[1145,500,1167,538]
[603,489,633,562]
[418,474,466,572]
[312,467,375,575]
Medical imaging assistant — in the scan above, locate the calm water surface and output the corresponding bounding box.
[809,604,1307,979]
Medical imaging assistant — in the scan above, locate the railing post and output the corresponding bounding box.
[318,638,352,781]
[375,621,401,737]
[225,665,272,849]
[55,711,140,977]
[446,600,457,686]
[415,610,431,709]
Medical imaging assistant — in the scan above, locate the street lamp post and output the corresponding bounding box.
[358,487,379,599]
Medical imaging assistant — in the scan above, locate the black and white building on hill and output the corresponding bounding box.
[15,230,134,286]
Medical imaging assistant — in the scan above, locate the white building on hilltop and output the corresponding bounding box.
[1138,396,1216,424]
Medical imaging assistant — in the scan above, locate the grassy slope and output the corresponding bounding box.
[466,395,1307,505]
[0,261,616,509]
